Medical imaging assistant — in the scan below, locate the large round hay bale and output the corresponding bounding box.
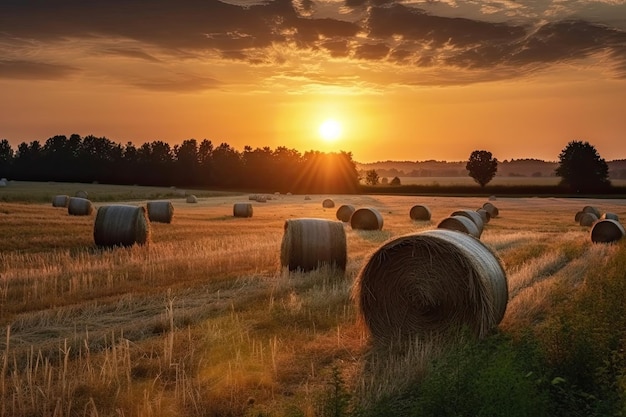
[304,196,312,201]
[591,219,625,243]
[579,212,598,227]
[248,194,258,201]
[336,204,355,222]
[582,206,601,218]
[475,208,491,224]
[350,207,384,231]
[186,195,197,203]
[147,200,174,223]
[0,179,6,187]
[280,218,346,272]
[451,210,484,235]
[601,212,619,221]
[354,229,507,343]
[52,195,70,208]
[68,197,94,216]
[94,205,150,247]
[574,211,584,223]
[437,215,481,238]
[233,203,253,218]
[256,195,267,203]
[75,190,88,198]
[482,202,499,218]
[409,205,431,221]
[322,198,335,208]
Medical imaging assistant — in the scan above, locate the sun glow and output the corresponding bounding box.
[318,119,342,142]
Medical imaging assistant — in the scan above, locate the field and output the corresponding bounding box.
[394,176,626,187]
[1,182,626,416]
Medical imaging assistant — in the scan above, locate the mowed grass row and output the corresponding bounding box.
[1,188,625,416]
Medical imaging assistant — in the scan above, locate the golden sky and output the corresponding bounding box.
[1,0,626,162]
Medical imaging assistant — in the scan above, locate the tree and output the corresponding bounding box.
[555,140,610,192]
[466,150,498,187]
[365,169,379,185]
[390,176,401,186]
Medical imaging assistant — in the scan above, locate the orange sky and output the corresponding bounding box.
[2,0,626,163]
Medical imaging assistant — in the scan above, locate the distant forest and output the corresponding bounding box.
[0,135,360,193]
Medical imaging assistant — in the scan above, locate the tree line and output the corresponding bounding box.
[0,135,360,194]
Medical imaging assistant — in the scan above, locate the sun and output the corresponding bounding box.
[318,119,342,142]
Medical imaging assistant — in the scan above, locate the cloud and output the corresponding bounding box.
[0,60,78,80]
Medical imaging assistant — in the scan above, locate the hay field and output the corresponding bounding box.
[1,186,625,416]
[396,176,626,187]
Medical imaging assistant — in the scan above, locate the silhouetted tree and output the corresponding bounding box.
[390,176,401,186]
[555,140,610,192]
[365,169,379,185]
[0,139,14,178]
[174,139,200,186]
[466,150,498,187]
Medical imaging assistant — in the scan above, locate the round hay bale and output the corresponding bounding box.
[0,179,6,187]
[582,206,601,218]
[147,200,174,223]
[354,229,508,343]
[350,207,384,231]
[437,215,481,238]
[409,205,431,221]
[336,204,355,222]
[475,208,491,224]
[591,219,625,243]
[601,212,619,221]
[574,211,584,223]
[248,194,258,201]
[579,212,598,227]
[233,203,253,218]
[322,198,335,208]
[304,196,312,201]
[75,190,88,198]
[68,197,94,216]
[256,195,267,203]
[451,210,484,234]
[280,218,346,272]
[52,194,70,208]
[482,202,499,218]
[489,195,497,201]
[94,205,150,247]
[186,195,198,203]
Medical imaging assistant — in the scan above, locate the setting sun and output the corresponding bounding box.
[318,119,342,142]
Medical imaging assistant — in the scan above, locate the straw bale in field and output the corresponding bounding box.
[256,195,267,203]
[249,194,258,201]
[574,211,584,223]
[482,202,499,218]
[591,219,625,244]
[351,207,384,230]
[75,190,88,198]
[280,218,346,272]
[437,215,481,238]
[579,212,598,227]
[409,205,431,221]
[94,205,150,247]
[68,197,94,216]
[233,203,253,218]
[489,195,497,201]
[582,206,601,218]
[354,229,508,344]
[601,212,619,221]
[336,204,355,222]
[52,194,70,208]
[322,198,335,208]
[0,179,6,187]
[451,210,484,234]
[186,195,198,203]
[147,200,174,223]
[475,208,491,224]
[304,196,312,201]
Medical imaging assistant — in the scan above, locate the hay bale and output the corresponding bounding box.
[280,218,346,272]
[350,207,384,231]
[489,195,497,201]
[94,205,150,247]
[322,198,335,208]
[0,179,6,187]
[75,190,88,198]
[186,195,197,203]
[437,215,481,238]
[591,219,625,243]
[475,208,491,224]
[601,212,619,221]
[147,200,174,223]
[582,206,601,217]
[409,205,431,221]
[336,204,355,222]
[451,210,484,234]
[574,211,584,223]
[354,229,508,343]
[249,194,258,201]
[68,197,94,216]
[579,212,598,227]
[52,195,70,208]
[256,195,267,203]
[233,203,253,218]
[304,196,312,201]
[482,202,499,218]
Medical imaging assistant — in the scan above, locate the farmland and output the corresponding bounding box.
[1,182,626,416]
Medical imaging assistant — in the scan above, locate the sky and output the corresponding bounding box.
[1,0,626,163]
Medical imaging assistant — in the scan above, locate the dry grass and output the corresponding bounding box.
[1,187,626,416]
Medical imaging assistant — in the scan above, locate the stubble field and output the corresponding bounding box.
[1,182,625,416]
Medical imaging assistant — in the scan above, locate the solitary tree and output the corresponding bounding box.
[390,176,401,186]
[555,140,610,192]
[365,169,379,185]
[466,150,498,187]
